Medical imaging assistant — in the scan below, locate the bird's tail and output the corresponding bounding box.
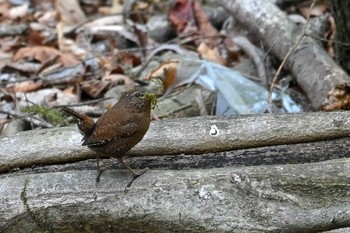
[61,106,86,120]
[61,106,95,135]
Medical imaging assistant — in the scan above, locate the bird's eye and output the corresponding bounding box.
[135,92,143,98]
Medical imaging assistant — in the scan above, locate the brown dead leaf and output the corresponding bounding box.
[193,1,220,48]
[169,0,221,48]
[99,0,123,15]
[0,37,20,53]
[299,3,328,18]
[11,80,43,93]
[0,2,11,22]
[117,52,141,67]
[223,37,239,62]
[36,10,57,26]
[197,42,226,65]
[56,0,87,31]
[102,74,134,91]
[13,46,56,63]
[135,1,149,11]
[27,28,46,46]
[97,56,113,73]
[57,22,87,60]
[123,0,150,24]
[16,88,79,107]
[102,74,134,85]
[8,3,29,20]
[81,80,111,98]
[168,0,195,34]
[146,60,179,91]
[63,86,77,96]
[8,46,84,81]
[323,83,350,111]
[12,46,80,67]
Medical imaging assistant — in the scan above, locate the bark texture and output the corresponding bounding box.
[329,0,350,74]
[2,111,350,172]
[2,158,350,232]
[2,112,350,232]
[221,0,350,110]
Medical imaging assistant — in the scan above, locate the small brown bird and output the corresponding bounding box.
[62,87,153,187]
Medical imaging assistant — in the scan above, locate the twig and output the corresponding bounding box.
[233,36,268,87]
[55,97,113,108]
[24,93,35,130]
[306,33,350,46]
[263,40,277,62]
[0,109,53,128]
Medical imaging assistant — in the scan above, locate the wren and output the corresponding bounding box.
[62,87,153,188]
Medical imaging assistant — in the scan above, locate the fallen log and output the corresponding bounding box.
[2,158,350,232]
[2,111,350,232]
[221,0,350,110]
[1,111,350,173]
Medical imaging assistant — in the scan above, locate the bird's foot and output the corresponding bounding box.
[125,168,148,189]
[95,168,105,185]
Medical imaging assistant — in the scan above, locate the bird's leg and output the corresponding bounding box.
[95,157,105,183]
[111,157,147,188]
